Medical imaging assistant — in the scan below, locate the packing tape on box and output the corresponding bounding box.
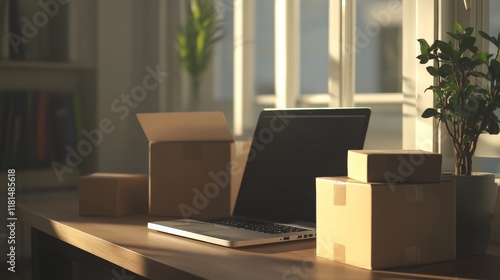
[405,185,424,203]
[333,180,347,206]
[404,246,422,265]
[334,243,346,263]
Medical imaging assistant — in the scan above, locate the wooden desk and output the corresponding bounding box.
[19,201,500,280]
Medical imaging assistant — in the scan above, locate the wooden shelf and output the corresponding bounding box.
[0,60,96,71]
[0,62,96,92]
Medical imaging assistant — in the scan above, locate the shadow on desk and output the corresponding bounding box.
[238,239,316,254]
[387,246,500,280]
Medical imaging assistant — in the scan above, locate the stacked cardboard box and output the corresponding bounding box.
[316,150,456,269]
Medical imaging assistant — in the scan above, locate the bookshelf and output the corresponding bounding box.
[0,0,97,191]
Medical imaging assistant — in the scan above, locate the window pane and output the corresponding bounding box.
[477,1,500,170]
[355,0,402,93]
[490,0,500,53]
[491,1,500,124]
[216,0,234,100]
[300,0,329,94]
[254,0,274,95]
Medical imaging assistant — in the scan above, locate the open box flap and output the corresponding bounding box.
[137,112,234,142]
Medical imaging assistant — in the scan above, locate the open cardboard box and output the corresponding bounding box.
[316,176,456,270]
[137,112,235,218]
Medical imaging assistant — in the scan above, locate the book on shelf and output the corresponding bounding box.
[0,91,83,171]
[2,0,72,62]
[8,0,26,60]
[0,0,9,60]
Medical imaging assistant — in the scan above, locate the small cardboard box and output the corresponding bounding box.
[316,177,456,270]
[137,112,234,218]
[348,150,442,183]
[79,173,148,216]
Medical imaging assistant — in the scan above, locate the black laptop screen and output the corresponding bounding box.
[233,108,371,224]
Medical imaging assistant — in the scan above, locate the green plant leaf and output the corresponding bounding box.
[459,36,476,51]
[417,54,429,64]
[447,32,461,40]
[196,30,206,56]
[453,22,464,34]
[438,41,454,57]
[479,31,498,46]
[439,64,454,77]
[417,39,430,54]
[448,82,459,91]
[438,52,451,61]
[473,52,488,64]
[191,0,201,22]
[426,66,439,77]
[470,71,489,79]
[177,0,224,91]
[459,57,475,70]
[464,27,474,36]
[422,108,439,118]
[491,59,500,74]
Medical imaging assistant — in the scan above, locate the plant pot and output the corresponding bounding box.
[441,173,498,256]
[490,183,500,243]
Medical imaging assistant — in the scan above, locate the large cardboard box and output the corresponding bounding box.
[79,173,148,216]
[348,150,442,183]
[137,112,234,218]
[316,177,456,270]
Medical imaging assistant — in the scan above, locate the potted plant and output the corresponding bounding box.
[417,22,500,256]
[177,0,224,110]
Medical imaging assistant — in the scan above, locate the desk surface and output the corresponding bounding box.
[19,201,500,280]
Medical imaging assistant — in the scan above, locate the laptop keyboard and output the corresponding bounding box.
[208,217,309,234]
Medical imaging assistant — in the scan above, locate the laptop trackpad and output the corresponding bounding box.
[174,222,272,239]
[174,222,233,233]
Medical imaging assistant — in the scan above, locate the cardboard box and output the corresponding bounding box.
[137,112,234,218]
[230,140,251,214]
[79,173,148,216]
[348,150,442,183]
[316,177,456,270]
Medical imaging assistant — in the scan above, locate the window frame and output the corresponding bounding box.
[402,0,496,172]
[233,0,498,169]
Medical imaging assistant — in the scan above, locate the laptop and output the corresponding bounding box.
[148,107,371,247]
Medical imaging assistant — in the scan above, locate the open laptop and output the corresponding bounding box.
[148,107,371,247]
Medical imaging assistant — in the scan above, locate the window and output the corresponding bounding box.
[232,0,404,148]
[355,0,402,94]
[353,0,403,149]
[477,0,500,173]
[300,0,329,95]
[229,0,496,165]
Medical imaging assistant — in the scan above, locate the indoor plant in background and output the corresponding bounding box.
[417,23,500,256]
[177,0,224,111]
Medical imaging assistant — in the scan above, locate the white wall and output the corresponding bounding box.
[96,0,160,174]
